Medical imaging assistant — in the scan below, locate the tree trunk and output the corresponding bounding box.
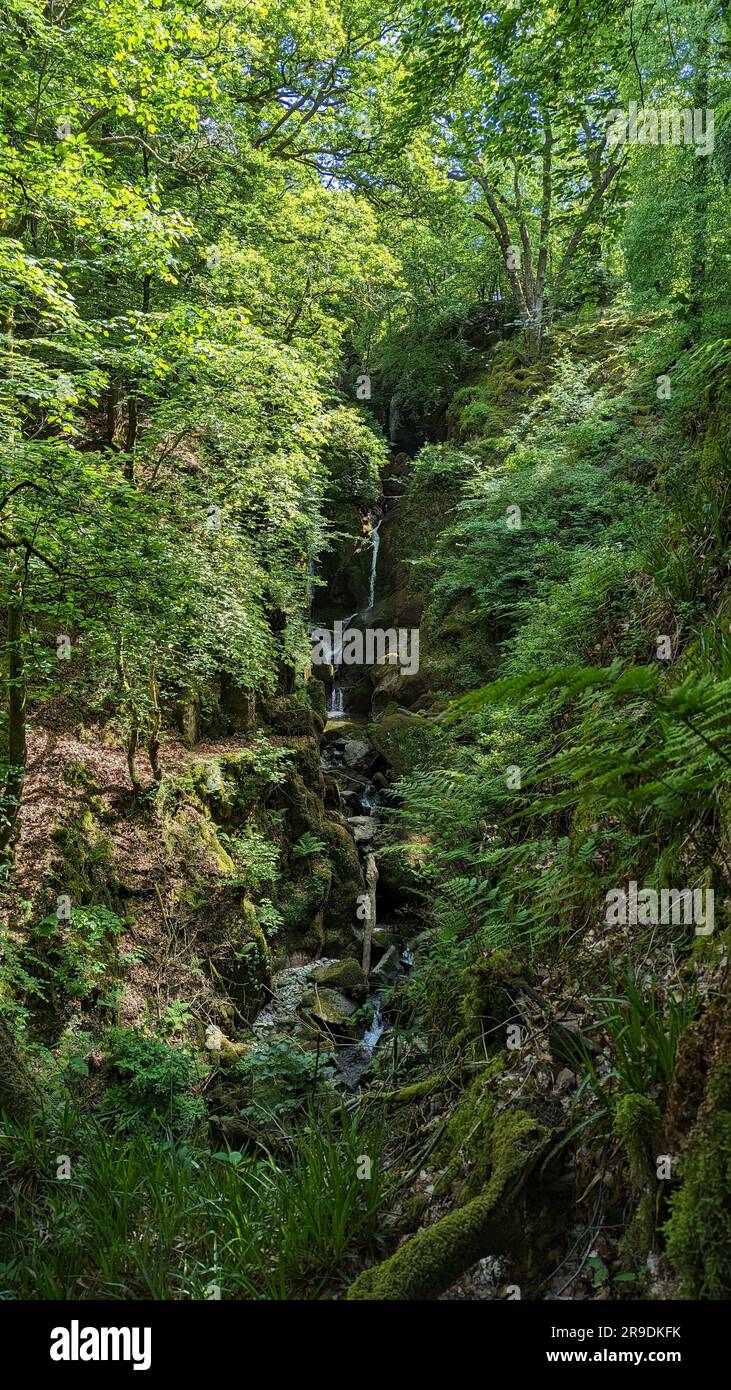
[361,853,378,977]
[689,33,710,330]
[0,589,27,856]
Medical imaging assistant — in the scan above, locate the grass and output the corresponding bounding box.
[0,1100,386,1300]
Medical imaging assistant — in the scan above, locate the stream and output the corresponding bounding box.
[253,507,412,1085]
[319,513,396,1085]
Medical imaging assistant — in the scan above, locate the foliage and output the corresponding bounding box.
[0,1099,385,1299]
[100,1028,206,1139]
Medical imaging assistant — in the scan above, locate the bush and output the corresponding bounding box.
[101,1028,206,1138]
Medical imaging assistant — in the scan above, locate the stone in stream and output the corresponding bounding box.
[347,814,377,843]
[342,738,374,770]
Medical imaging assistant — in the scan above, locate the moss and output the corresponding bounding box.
[279,862,330,936]
[320,819,364,951]
[310,957,367,998]
[613,1093,662,1268]
[374,1072,448,1106]
[162,804,236,887]
[664,1102,731,1299]
[305,677,328,726]
[50,811,118,907]
[158,744,293,831]
[346,1109,550,1301]
[664,1038,731,1299]
[433,1058,504,1202]
[369,709,420,773]
[455,949,529,1055]
[263,692,324,739]
[614,1094,662,1183]
[209,898,271,1010]
[375,832,430,909]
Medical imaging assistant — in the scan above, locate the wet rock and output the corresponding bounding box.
[371,943,400,980]
[342,738,373,769]
[347,814,377,843]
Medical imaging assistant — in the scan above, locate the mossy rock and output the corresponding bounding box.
[263,693,324,739]
[162,804,236,885]
[306,677,328,726]
[216,673,257,733]
[50,811,119,908]
[664,987,731,1298]
[278,859,332,942]
[346,1109,551,1300]
[320,819,364,951]
[158,753,272,832]
[284,736,324,789]
[458,948,530,1048]
[301,985,359,1027]
[369,707,420,774]
[665,1102,731,1298]
[370,667,429,716]
[208,898,271,1013]
[613,1093,662,1269]
[311,957,368,999]
[279,771,327,841]
[375,835,429,909]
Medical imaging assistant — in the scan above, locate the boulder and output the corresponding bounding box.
[371,943,400,981]
[302,985,359,1027]
[347,814,377,844]
[311,957,368,1000]
[342,738,373,769]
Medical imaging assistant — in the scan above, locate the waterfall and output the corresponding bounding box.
[328,687,345,718]
[321,518,381,722]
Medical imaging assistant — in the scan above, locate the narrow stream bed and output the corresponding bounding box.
[255,507,412,1087]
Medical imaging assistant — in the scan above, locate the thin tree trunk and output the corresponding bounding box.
[362,853,378,977]
[0,581,27,856]
[147,667,161,780]
[689,33,710,331]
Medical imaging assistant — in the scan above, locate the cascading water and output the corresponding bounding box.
[328,688,345,717]
[326,517,381,720]
[253,499,416,1090]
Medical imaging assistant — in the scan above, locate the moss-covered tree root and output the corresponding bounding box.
[346,1109,551,1300]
